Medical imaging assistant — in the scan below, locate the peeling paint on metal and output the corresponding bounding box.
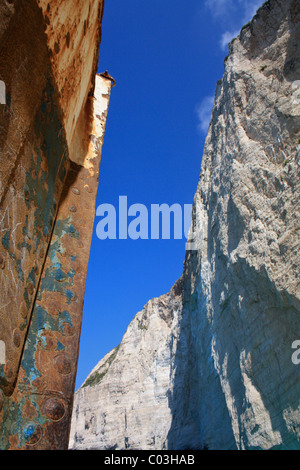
[0,73,111,450]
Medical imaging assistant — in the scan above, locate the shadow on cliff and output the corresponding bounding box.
[283,0,300,84]
[166,270,204,450]
[166,250,237,451]
[167,0,300,451]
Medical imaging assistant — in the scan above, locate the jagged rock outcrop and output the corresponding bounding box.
[70,0,300,450]
[69,280,183,450]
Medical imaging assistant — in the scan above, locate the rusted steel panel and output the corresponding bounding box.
[0,0,70,397]
[37,0,105,156]
[0,74,111,451]
[0,0,110,450]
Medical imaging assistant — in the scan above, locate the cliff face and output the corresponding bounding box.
[70,0,300,450]
[169,0,300,450]
[69,280,183,450]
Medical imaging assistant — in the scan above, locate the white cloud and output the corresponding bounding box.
[242,0,265,21]
[205,0,234,20]
[196,95,215,134]
[196,0,265,137]
[205,0,265,51]
[220,29,240,51]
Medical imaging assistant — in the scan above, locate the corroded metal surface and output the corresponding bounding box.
[0,0,70,397]
[0,0,110,450]
[37,0,105,156]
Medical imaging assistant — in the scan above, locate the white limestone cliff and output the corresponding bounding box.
[69,0,300,450]
[69,280,183,450]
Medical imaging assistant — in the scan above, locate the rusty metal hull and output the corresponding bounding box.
[0,0,111,449]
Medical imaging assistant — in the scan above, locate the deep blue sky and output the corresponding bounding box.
[75,0,264,389]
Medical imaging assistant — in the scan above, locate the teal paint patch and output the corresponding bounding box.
[40,266,75,297]
[37,216,80,304]
[21,304,72,384]
[46,218,79,268]
[16,259,24,282]
[0,394,48,449]
[1,230,10,250]
[21,334,42,385]
[54,218,80,240]
[1,229,24,282]
[65,289,75,301]
[22,215,29,237]
[23,423,35,441]
[68,225,76,235]
[56,340,65,351]
[6,91,11,109]
[0,353,53,448]
[28,267,36,284]
[0,399,24,450]
[25,77,69,251]
[23,288,30,308]
[54,268,67,282]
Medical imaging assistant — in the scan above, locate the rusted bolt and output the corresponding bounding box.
[53,354,72,375]
[43,398,65,422]
[23,423,43,446]
[62,322,74,337]
[70,206,77,213]
[40,331,56,351]
[13,329,21,348]
[54,269,66,282]
[72,188,80,195]
[85,185,93,194]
